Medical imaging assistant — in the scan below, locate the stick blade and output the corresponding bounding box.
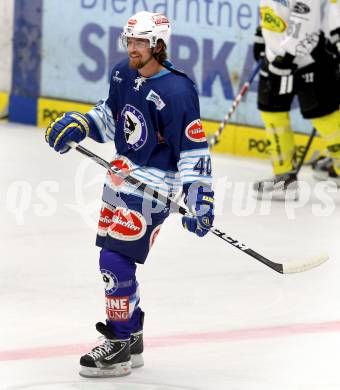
[282,252,329,274]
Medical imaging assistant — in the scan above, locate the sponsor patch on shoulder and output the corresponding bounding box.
[146,90,166,110]
[260,6,287,33]
[108,207,147,241]
[185,119,206,142]
[293,1,310,14]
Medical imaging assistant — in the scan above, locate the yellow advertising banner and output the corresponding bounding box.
[37,98,92,128]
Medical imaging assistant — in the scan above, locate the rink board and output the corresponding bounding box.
[6,0,315,133]
[35,97,324,162]
[0,92,8,115]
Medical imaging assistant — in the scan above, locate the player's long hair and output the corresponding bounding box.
[152,40,167,64]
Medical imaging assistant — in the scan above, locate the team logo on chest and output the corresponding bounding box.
[122,104,148,150]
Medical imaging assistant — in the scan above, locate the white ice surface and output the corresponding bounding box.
[1,122,340,390]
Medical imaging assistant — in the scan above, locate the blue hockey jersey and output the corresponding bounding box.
[87,58,212,199]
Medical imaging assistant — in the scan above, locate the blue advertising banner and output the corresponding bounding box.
[40,0,311,132]
[10,0,42,124]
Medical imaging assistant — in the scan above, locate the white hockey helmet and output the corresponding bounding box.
[122,11,171,48]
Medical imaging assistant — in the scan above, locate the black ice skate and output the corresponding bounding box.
[312,158,340,186]
[326,166,340,187]
[253,171,299,201]
[130,311,144,368]
[79,322,131,378]
[312,156,333,180]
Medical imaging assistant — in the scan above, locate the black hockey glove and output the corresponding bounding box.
[309,32,327,61]
[265,54,297,96]
[253,26,265,62]
[330,28,340,59]
[268,53,297,77]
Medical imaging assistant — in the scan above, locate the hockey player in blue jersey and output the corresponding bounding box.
[45,11,214,378]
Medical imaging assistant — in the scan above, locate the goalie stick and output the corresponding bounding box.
[208,60,263,148]
[67,141,328,274]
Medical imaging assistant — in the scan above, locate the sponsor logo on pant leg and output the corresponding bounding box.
[108,208,147,241]
[98,203,115,237]
[149,225,162,249]
[106,296,129,321]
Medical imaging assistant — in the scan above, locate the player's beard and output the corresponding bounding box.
[129,52,154,70]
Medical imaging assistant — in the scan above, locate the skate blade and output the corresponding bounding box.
[325,179,340,188]
[131,353,144,368]
[254,188,299,202]
[312,171,328,181]
[79,361,132,378]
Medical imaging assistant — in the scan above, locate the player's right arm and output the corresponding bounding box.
[259,0,291,62]
[45,66,119,153]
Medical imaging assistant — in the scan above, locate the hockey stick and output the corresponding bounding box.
[294,128,317,175]
[67,141,328,274]
[208,60,263,148]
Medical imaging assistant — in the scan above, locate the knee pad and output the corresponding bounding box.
[99,248,142,337]
[260,111,295,174]
[100,248,137,296]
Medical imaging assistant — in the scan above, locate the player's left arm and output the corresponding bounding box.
[329,0,340,58]
[166,88,214,237]
[45,67,119,153]
[281,1,323,60]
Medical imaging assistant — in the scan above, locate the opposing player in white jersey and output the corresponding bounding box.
[312,0,340,179]
[328,0,340,58]
[45,12,214,378]
[253,0,340,199]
